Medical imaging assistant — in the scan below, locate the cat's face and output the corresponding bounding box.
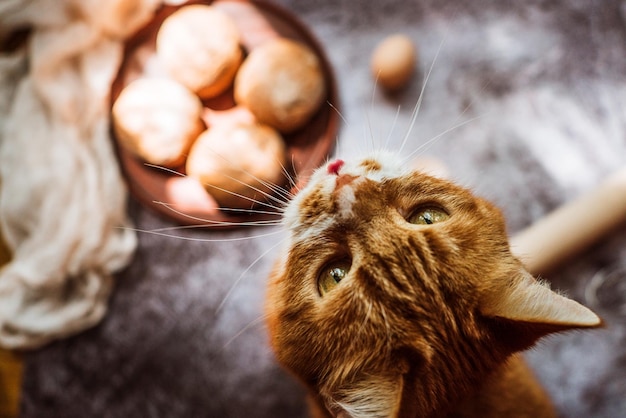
[266,151,600,418]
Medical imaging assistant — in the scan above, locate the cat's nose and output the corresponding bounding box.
[327,159,344,175]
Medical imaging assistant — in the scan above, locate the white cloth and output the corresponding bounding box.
[0,0,160,349]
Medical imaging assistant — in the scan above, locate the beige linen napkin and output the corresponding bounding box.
[0,0,160,349]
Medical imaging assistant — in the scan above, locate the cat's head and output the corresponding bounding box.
[266,151,601,418]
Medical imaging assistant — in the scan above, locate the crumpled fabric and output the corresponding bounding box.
[0,0,160,349]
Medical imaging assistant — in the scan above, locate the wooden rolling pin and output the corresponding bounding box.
[511,167,626,276]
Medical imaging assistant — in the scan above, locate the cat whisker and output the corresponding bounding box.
[454,78,493,122]
[152,201,283,227]
[226,169,291,208]
[200,179,287,212]
[216,235,288,314]
[366,113,377,155]
[399,34,447,155]
[298,131,341,185]
[185,140,295,209]
[118,226,284,242]
[239,156,297,202]
[429,77,493,159]
[144,161,290,216]
[287,153,303,194]
[328,100,349,128]
[383,104,402,152]
[367,72,382,153]
[216,206,285,217]
[143,163,185,176]
[144,161,289,219]
[220,313,270,351]
[254,174,295,203]
[277,158,299,196]
[139,223,242,233]
[148,146,294,209]
[402,112,491,165]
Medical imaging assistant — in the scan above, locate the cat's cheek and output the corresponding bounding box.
[286,183,337,229]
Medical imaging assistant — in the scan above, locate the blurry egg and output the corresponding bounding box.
[156,4,243,99]
[234,38,326,134]
[370,34,417,91]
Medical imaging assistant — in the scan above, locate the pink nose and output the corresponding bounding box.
[327,159,344,175]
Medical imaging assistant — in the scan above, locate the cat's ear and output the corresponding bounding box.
[481,269,602,350]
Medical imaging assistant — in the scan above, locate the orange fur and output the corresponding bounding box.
[266,153,602,418]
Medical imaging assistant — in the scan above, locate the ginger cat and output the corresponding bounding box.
[266,152,602,418]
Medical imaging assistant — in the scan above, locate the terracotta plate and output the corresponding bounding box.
[110,0,339,227]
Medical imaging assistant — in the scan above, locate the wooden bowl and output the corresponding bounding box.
[110,0,339,227]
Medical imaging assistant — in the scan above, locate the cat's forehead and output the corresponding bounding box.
[332,151,407,181]
[284,152,424,237]
[283,151,491,243]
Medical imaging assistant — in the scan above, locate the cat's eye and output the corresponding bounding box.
[408,206,450,225]
[318,261,351,296]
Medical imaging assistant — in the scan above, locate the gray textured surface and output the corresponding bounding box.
[21,0,626,416]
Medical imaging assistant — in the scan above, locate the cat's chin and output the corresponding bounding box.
[320,372,405,418]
